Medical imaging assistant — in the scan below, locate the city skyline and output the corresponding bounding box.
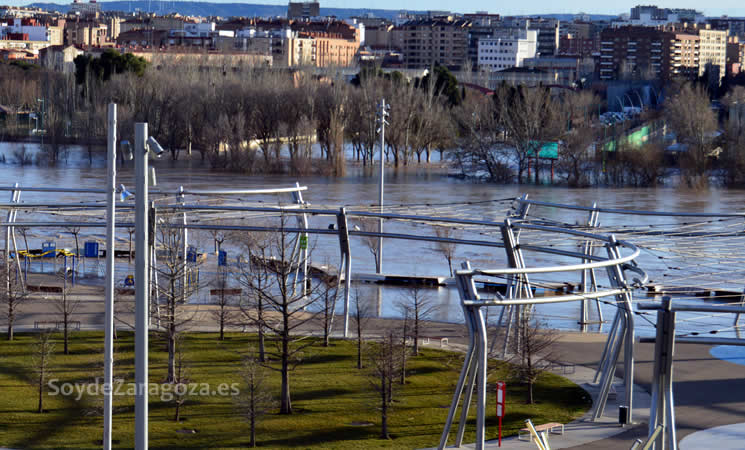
[4,0,745,17]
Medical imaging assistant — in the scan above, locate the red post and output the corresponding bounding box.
[496,381,506,447]
[499,416,502,447]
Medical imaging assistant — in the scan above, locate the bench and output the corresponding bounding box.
[518,422,564,441]
[405,336,449,348]
[27,285,63,293]
[34,320,81,331]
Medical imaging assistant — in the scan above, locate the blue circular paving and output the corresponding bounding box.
[710,345,745,366]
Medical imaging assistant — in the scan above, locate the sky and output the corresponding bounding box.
[12,0,745,17]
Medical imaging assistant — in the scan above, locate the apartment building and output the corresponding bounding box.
[599,26,675,81]
[392,18,470,69]
[558,35,598,58]
[727,36,744,74]
[287,1,320,20]
[477,29,537,71]
[65,19,110,46]
[500,17,560,57]
[697,26,727,80]
[0,18,63,44]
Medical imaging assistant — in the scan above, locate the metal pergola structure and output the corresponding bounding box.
[438,225,646,450]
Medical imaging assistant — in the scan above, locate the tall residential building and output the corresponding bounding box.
[65,19,110,46]
[707,17,745,37]
[624,5,704,26]
[287,2,320,20]
[500,17,560,57]
[477,29,536,71]
[392,18,470,69]
[697,26,727,80]
[726,36,743,75]
[599,26,676,81]
[69,0,102,17]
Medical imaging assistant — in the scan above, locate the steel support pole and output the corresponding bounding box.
[649,297,676,450]
[134,123,149,450]
[438,304,475,450]
[103,103,117,450]
[594,309,620,383]
[337,208,351,337]
[474,306,488,450]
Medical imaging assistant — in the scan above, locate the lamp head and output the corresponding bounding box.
[146,136,165,157]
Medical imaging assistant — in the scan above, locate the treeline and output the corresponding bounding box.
[1,53,744,186]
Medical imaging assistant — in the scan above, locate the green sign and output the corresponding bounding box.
[527,142,559,159]
[299,235,308,250]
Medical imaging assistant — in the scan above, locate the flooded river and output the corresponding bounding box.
[2,142,744,337]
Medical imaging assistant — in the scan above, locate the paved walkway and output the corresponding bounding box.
[426,359,650,449]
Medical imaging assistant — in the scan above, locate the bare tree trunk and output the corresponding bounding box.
[258,299,265,362]
[280,332,292,414]
[380,374,389,439]
[37,372,44,413]
[250,414,256,447]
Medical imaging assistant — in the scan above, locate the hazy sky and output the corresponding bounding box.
[12,0,745,17]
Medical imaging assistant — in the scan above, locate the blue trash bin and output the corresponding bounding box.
[42,241,56,258]
[84,241,99,258]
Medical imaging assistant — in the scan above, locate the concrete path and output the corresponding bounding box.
[427,361,650,449]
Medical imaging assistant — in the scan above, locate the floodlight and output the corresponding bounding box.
[118,184,133,201]
[120,140,133,160]
[146,136,165,157]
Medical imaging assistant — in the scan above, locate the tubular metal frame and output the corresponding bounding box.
[439,226,644,449]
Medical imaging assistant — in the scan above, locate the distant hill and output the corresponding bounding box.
[27,2,620,21]
[27,1,422,19]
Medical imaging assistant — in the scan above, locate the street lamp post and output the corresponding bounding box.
[133,124,164,450]
[37,98,44,149]
[134,123,150,450]
[103,104,116,450]
[376,99,389,274]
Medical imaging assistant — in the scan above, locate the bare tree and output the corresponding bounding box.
[433,226,458,276]
[1,263,28,340]
[496,85,561,184]
[396,284,438,356]
[353,288,372,370]
[508,315,558,404]
[318,279,339,347]
[31,330,55,413]
[665,82,718,184]
[237,351,275,448]
[52,267,81,355]
[355,219,380,270]
[451,95,511,182]
[234,231,271,363]
[170,337,190,422]
[154,215,199,381]
[722,86,745,185]
[367,331,404,439]
[211,266,237,341]
[65,223,82,261]
[237,215,328,414]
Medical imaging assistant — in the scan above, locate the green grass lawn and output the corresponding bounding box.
[0,332,591,449]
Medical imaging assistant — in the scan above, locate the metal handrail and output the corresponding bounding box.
[518,198,745,218]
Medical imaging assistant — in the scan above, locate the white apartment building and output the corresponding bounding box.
[0,18,56,41]
[477,29,537,71]
[698,28,727,80]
